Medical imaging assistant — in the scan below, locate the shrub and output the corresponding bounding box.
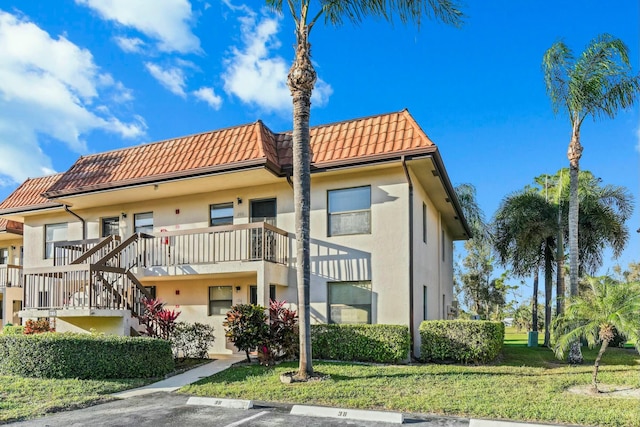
[136,298,181,340]
[0,333,174,379]
[171,322,215,358]
[311,324,410,363]
[24,319,53,334]
[420,320,504,364]
[268,300,298,360]
[1,324,25,335]
[224,304,269,362]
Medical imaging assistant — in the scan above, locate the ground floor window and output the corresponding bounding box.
[328,281,372,324]
[209,286,232,315]
[249,285,276,305]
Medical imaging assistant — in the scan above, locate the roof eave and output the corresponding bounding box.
[42,158,272,199]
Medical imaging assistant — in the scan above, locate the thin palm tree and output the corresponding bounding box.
[493,191,557,346]
[265,0,464,378]
[552,276,640,393]
[542,34,640,302]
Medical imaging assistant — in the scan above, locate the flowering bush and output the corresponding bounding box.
[171,322,215,358]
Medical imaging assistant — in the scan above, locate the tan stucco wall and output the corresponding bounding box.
[0,238,24,265]
[410,166,456,356]
[55,314,134,335]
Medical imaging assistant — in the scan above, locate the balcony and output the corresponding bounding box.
[0,264,22,288]
[141,222,289,267]
[22,222,289,313]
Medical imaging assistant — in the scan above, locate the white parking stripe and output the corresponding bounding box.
[222,411,269,427]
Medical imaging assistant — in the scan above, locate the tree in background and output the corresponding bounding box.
[454,184,515,319]
[265,0,464,379]
[543,35,639,362]
[553,276,640,391]
[493,191,557,346]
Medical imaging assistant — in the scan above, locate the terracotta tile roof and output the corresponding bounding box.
[276,109,435,167]
[0,174,64,214]
[0,218,23,234]
[44,121,280,197]
[4,110,436,204]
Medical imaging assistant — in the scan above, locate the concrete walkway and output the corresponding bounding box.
[112,354,244,398]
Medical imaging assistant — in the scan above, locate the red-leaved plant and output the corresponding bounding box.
[268,300,298,360]
[136,297,180,340]
[24,319,54,334]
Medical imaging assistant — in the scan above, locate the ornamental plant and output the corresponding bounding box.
[24,319,54,334]
[223,304,269,362]
[137,298,180,340]
[268,299,298,360]
[171,322,216,359]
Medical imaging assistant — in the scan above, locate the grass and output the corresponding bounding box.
[0,376,151,423]
[181,329,640,427]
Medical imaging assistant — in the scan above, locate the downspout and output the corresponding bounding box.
[401,157,415,360]
[64,205,86,240]
[285,169,294,189]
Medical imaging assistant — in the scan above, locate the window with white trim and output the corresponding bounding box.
[327,186,371,236]
[44,223,68,259]
[209,286,232,315]
[134,212,153,233]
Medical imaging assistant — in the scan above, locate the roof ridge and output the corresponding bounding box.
[280,109,408,134]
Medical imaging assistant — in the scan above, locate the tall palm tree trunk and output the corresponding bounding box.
[544,239,553,347]
[532,269,539,333]
[591,339,609,393]
[567,124,583,364]
[288,22,316,379]
[556,209,565,315]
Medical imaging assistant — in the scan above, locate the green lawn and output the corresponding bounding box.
[0,376,150,423]
[181,331,640,427]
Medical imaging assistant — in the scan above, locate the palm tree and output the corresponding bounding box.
[552,276,640,393]
[265,1,464,378]
[542,34,640,303]
[493,191,557,346]
[532,170,634,318]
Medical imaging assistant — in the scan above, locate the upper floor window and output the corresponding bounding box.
[422,202,427,243]
[210,203,234,226]
[327,186,371,236]
[45,223,68,259]
[0,247,8,264]
[134,212,153,233]
[102,217,120,237]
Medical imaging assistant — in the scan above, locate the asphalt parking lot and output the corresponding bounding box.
[6,392,469,427]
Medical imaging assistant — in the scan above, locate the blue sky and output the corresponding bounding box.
[0,1,638,282]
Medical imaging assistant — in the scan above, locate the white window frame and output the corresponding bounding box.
[327,186,371,237]
[44,223,68,259]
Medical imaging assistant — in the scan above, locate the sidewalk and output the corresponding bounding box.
[112,354,244,398]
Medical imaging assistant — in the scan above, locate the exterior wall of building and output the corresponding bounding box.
[55,314,134,336]
[0,238,24,266]
[1,286,22,326]
[17,164,458,356]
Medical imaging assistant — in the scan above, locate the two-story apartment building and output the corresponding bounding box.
[0,110,470,356]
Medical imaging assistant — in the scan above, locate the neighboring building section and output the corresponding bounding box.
[0,110,470,356]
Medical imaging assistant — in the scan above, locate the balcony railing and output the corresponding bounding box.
[0,264,22,288]
[141,222,289,267]
[22,264,147,314]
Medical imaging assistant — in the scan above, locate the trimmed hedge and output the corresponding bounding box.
[420,320,504,364]
[311,324,410,363]
[0,333,174,379]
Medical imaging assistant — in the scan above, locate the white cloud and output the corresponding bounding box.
[193,87,222,109]
[145,62,187,97]
[222,6,332,113]
[76,0,200,54]
[114,36,145,53]
[0,11,145,186]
